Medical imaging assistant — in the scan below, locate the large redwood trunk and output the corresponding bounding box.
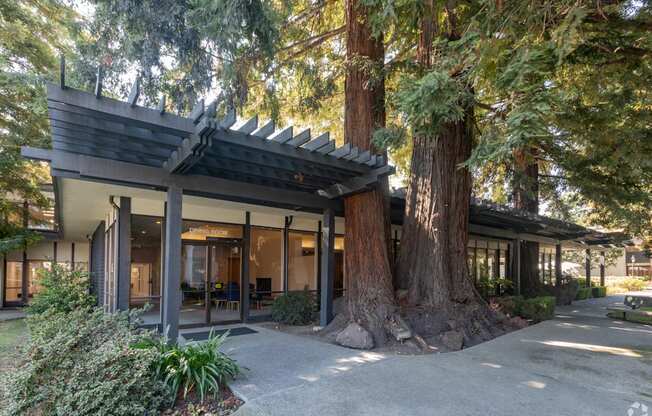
[341,0,397,345]
[512,147,543,297]
[396,0,496,344]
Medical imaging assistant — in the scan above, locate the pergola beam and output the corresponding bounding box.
[317,164,395,199]
[23,147,341,211]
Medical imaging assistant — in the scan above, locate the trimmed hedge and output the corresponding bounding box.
[518,296,556,322]
[271,290,316,325]
[591,286,607,298]
[575,287,593,300]
[493,295,555,322]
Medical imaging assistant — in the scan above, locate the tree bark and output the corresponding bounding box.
[512,147,543,297]
[342,0,397,346]
[397,1,491,340]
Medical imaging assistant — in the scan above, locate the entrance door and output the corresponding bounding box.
[208,240,242,324]
[180,240,242,327]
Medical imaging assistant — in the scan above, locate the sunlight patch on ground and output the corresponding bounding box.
[336,352,386,365]
[537,340,642,358]
[609,326,652,335]
[556,322,597,330]
[480,362,503,369]
[522,380,546,389]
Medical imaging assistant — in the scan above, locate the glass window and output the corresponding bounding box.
[27,261,53,301]
[182,221,243,240]
[131,215,162,323]
[249,227,283,316]
[334,236,345,297]
[4,262,23,302]
[288,231,317,291]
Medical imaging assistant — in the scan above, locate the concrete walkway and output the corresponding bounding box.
[226,295,652,416]
[0,309,25,321]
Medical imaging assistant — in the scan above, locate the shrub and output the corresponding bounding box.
[26,263,95,316]
[5,308,170,415]
[591,286,607,298]
[622,278,646,292]
[492,295,523,317]
[518,296,556,322]
[136,331,240,404]
[271,289,316,325]
[575,287,592,300]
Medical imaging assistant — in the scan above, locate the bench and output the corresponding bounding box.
[607,306,652,324]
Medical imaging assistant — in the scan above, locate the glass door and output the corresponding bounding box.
[180,244,209,325]
[208,240,242,324]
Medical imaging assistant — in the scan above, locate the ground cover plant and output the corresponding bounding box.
[271,290,316,325]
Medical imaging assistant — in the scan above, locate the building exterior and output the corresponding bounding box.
[2,75,629,340]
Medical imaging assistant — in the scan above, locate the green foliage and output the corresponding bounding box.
[271,290,316,325]
[26,263,96,316]
[5,308,171,416]
[135,331,241,404]
[622,278,647,292]
[517,296,556,322]
[575,287,592,300]
[492,295,523,317]
[493,295,555,322]
[591,286,607,298]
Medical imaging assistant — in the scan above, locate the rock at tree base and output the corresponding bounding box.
[439,330,464,351]
[387,314,412,341]
[336,323,374,349]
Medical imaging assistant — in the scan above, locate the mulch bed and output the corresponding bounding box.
[162,386,243,416]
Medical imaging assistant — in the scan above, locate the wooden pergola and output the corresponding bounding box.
[23,61,393,340]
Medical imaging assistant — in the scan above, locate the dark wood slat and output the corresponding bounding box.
[52,138,163,166]
[253,120,275,138]
[236,116,258,134]
[94,67,103,98]
[270,126,293,143]
[128,78,140,106]
[47,83,195,136]
[329,143,351,158]
[60,56,66,89]
[302,132,329,151]
[190,99,205,123]
[317,141,336,154]
[49,108,183,147]
[286,129,311,147]
[354,150,371,163]
[51,126,172,159]
[343,146,359,161]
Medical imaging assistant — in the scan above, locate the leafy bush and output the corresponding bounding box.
[26,263,95,316]
[5,308,170,416]
[518,296,556,322]
[622,278,646,292]
[575,287,592,300]
[136,331,240,404]
[591,286,607,298]
[271,290,316,325]
[492,295,523,317]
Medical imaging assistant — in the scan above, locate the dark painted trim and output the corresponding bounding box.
[159,202,167,326]
[117,197,131,310]
[585,248,591,286]
[162,186,183,343]
[599,250,606,286]
[555,244,562,287]
[282,216,292,293]
[71,242,75,270]
[241,212,251,322]
[320,208,335,327]
[53,241,57,263]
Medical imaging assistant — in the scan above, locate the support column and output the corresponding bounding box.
[585,248,591,287]
[162,187,182,344]
[320,208,335,327]
[282,216,291,294]
[599,250,606,287]
[555,243,562,287]
[316,221,322,299]
[159,202,166,327]
[21,202,28,306]
[241,212,251,322]
[514,238,522,296]
[116,197,131,311]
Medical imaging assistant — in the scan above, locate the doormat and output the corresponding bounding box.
[182,327,258,341]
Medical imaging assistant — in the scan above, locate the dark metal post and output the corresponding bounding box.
[283,216,291,293]
[316,221,322,301]
[159,202,166,327]
[163,186,182,343]
[555,243,562,287]
[320,208,335,327]
[241,212,251,322]
[21,202,28,306]
[116,197,131,311]
[514,239,521,295]
[599,250,606,287]
[585,248,591,287]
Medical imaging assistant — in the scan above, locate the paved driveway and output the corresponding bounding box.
[226,295,652,416]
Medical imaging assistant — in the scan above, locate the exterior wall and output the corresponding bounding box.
[90,222,106,306]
